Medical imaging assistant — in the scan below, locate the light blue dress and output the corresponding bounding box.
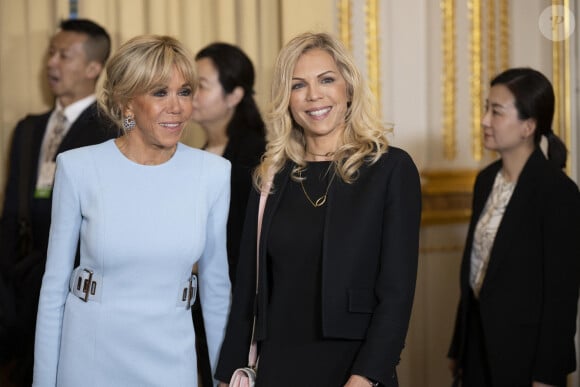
[33,139,232,387]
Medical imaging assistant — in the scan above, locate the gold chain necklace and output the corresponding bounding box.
[305,149,335,158]
[298,167,336,208]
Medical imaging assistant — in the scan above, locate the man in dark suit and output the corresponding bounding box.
[0,18,115,386]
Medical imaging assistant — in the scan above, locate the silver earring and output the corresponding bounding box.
[123,115,136,130]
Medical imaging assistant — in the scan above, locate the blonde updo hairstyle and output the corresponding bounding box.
[254,32,389,191]
[98,35,197,132]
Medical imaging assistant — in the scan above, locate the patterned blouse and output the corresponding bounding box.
[470,171,516,297]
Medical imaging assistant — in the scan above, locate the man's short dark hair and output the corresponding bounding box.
[59,18,111,64]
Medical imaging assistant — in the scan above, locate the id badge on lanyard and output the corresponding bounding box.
[34,161,57,198]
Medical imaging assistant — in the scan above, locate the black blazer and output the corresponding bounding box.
[0,103,116,269]
[216,147,422,386]
[449,148,580,385]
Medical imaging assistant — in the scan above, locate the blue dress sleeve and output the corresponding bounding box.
[33,154,81,386]
[198,159,232,380]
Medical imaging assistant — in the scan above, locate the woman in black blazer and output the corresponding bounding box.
[449,68,580,386]
[215,32,422,387]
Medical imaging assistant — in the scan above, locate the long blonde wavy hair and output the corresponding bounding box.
[254,32,390,191]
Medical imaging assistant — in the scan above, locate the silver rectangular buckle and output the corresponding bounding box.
[80,268,93,302]
[186,274,197,309]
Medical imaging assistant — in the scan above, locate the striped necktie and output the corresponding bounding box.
[45,109,67,162]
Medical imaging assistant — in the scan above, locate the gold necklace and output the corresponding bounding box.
[298,167,336,207]
[305,149,335,158]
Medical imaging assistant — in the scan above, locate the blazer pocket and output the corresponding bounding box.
[348,288,377,313]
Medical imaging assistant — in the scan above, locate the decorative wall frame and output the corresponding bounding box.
[365,0,380,110]
[551,0,573,174]
[441,0,456,160]
[338,0,381,109]
[338,0,351,50]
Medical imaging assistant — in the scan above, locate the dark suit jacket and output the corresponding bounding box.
[1,102,116,272]
[216,147,422,386]
[449,148,580,385]
[0,102,116,384]
[222,130,265,283]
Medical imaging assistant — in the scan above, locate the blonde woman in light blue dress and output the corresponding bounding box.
[33,35,231,387]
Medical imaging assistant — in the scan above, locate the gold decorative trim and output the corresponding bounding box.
[365,0,381,110]
[421,169,478,225]
[423,209,473,225]
[487,0,496,79]
[499,0,509,70]
[469,0,483,161]
[552,0,572,173]
[419,245,465,254]
[551,0,573,174]
[422,169,478,193]
[441,0,456,160]
[552,3,562,139]
[564,0,571,174]
[338,0,351,51]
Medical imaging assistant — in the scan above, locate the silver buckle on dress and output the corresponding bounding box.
[180,273,197,309]
[70,266,101,302]
[78,268,94,302]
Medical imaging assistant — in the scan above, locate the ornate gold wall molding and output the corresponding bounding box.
[338,0,351,50]
[469,0,483,161]
[487,0,496,78]
[365,0,381,109]
[551,0,572,174]
[441,0,456,160]
[486,0,510,78]
[441,0,509,162]
[499,0,509,70]
[421,169,478,224]
[337,1,380,113]
[419,244,465,254]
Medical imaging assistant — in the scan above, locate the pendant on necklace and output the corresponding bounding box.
[313,195,327,207]
[298,165,336,208]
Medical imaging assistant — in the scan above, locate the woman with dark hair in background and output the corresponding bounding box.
[448,67,580,386]
[192,42,266,282]
[191,42,265,387]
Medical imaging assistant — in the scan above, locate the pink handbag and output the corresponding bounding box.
[229,182,270,387]
[229,367,256,387]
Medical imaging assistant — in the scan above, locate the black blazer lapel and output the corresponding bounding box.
[481,150,543,291]
[255,162,292,338]
[258,162,292,258]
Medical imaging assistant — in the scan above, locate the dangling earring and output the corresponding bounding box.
[123,115,136,131]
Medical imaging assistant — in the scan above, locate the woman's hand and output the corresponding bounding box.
[217,382,229,387]
[344,374,376,386]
